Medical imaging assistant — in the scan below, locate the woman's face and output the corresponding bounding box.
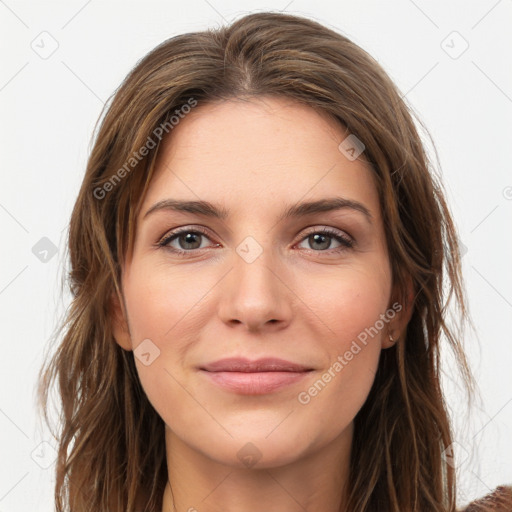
[112,96,403,469]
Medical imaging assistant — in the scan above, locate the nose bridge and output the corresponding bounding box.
[235,238,277,295]
[218,234,292,330]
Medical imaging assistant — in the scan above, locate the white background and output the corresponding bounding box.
[0,0,511,510]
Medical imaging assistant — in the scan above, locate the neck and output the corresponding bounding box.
[161,423,353,512]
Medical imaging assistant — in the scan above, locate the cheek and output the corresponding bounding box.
[296,263,391,345]
[121,263,220,425]
[292,267,389,427]
[123,262,217,344]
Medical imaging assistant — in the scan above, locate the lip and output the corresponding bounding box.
[199,357,314,395]
[200,357,313,373]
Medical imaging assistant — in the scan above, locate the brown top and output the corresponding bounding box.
[459,486,512,511]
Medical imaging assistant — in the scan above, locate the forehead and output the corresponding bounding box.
[140,96,379,220]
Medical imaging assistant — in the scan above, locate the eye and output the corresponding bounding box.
[156,226,354,256]
[296,227,353,253]
[157,227,218,254]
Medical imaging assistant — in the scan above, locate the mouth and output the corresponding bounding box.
[199,357,314,395]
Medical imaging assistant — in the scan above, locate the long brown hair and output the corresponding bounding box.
[37,11,482,511]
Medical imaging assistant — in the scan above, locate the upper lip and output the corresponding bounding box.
[200,357,313,373]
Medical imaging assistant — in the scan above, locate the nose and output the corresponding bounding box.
[217,243,293,333]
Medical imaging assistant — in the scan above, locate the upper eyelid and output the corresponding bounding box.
[158,226,212,245]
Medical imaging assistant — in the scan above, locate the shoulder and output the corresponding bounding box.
[459,485,512,511]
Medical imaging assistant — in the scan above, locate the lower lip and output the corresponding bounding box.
[201,370,310,395]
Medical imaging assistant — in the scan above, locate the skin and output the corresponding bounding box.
[110,96,412,512]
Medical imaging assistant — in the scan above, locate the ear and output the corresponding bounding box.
[109,290,132,351]
[383,275,415,349]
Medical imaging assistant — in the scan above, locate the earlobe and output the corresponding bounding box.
[109,291,132,351]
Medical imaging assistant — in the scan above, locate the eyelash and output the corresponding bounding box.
[156,226,354,256]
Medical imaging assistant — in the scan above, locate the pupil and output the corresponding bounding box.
[311,233,330,250]
[181,233,200,249]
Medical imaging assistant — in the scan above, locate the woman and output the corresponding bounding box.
[37,11,511,512]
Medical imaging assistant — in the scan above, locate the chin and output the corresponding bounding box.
[189,420,321,470]
[216,436,311,470]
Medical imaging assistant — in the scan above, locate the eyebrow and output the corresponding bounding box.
[143,196,373,224]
